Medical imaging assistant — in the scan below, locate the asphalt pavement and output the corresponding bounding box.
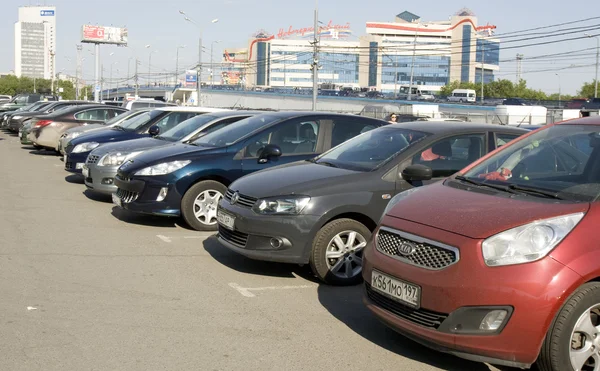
[0,129,517,371]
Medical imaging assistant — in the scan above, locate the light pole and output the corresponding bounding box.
[109,61,118,99]
[146,45,158,87]
[210,40,221,88]
[408,23,427,101]
[585,33,599,98]
[556,73,562,107]
[175,45,186,86]
[180,10,219,107]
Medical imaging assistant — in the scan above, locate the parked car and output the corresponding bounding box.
[502,98,529,106]
[58,109,152,155]
[122,99,175,110]
[2,101,54,129]
[582,97,600,110]
[113,112,387,231]
[83,111,260,195]
[64,107,227,174]
[7,100,90,132]
[28,104,128,151]
[217,122,527,285]
[0,95,11,103]
[363,116,600,370]
[366,91,385,99]
[567,98,589,109]
[58,109,152,154]
[0,93,58,114]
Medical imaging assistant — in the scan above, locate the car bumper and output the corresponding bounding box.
[29,127,60,150]
[113,175,182,217]
[64,151,89,174]
[84,163,118,195]
[362,217,582,368]
[20,129,33,144]
[216,201,318,264]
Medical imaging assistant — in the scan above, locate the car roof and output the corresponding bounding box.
[558,116,600,126]
[45,104,124,115]
[201,110,264,118]
[390,121,530,134]
[154,106,229,113]
[262,111,387,120]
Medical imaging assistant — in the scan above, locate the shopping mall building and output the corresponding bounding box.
[220,8,499,94]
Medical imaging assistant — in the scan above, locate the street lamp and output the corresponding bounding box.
[109,61,118,99]
[146,45,158,87]
[211,40,221,88]
[175,45,186,86]
[584,33,599,98]
[556,73,561,107]
[408,23,428,101]
[180,10,219,106]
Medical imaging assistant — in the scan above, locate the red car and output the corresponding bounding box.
[363,116,600,370]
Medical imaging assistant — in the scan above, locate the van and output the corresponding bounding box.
[121,99,175,110]
[447,89,476,103]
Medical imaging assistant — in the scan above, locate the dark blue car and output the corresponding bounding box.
[113,111,386,231]
[64,107,224,174]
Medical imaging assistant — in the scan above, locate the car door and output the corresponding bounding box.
[397,132,487,188]
[239,116,325,175]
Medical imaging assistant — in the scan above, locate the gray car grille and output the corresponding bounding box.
[224,189,257,208]
[87,155,100,164]
[115,187,139,204]
[376,228,458,270]
[218,226,249,247]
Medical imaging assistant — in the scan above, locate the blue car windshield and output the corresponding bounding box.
[314,127,430,171]
[116,110,162,131]
[191,114,280,147]
[158,115,218,142]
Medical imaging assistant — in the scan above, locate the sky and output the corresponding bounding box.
[1,0,599,95]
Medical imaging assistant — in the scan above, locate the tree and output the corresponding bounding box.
[578,81,598,98]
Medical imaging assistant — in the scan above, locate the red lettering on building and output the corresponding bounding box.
[276,21,351,39]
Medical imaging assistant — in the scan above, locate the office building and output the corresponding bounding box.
[14,6,56,79]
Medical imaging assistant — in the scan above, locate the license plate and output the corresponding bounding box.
[18,130,22,137]
[371,270,421,308]
[112,193,122,208]
[217,209,235,230]
[63,154,67,162]
[82,165,89,178]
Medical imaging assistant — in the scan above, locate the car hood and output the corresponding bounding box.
[119,144,228,174]
[71,128,145,146]
[92,137,172,157]
[386,181,590,239]
[229,161,363,199]
[65,124,106,134]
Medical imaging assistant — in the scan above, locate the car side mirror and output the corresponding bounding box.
[148,125,160,136]
[257,144,282,164]
[401,164,433,182]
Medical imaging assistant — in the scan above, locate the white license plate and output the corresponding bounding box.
[18,130,22,137]
[112,193,122,208]
[217,209,235,230]
[82,165,89,178]
[63,154,67,162]
[371,270,421,308]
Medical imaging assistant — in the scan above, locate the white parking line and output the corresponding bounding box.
[228,282,316,298]
[156,235,172,243]
[156,233,215,243]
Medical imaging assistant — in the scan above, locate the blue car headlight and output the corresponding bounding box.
[252,196,311,215]
[133,160,191,176]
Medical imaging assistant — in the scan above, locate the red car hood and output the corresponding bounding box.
[386,181,590,239]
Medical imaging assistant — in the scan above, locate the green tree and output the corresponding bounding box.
[578,81,598,98]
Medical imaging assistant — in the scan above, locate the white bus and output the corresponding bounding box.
[447,89,476,103]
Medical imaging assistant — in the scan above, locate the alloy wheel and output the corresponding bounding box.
[570,304,600,371]
[193,189,223,225]
[325,230,367,279]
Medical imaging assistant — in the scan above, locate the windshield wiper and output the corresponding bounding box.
[507,184,563,199]
[113,126,126,131]
[455,175,517,194]
[314,160,339,168]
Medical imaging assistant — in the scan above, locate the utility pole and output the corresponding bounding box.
[311,1,319,111]
[100,65,104,101]
[481,38,485,103]
[76,45,82,100]
[516,54,524,83]
[408,23,421,101]
[134,58,139,99]
[197,36,202,106]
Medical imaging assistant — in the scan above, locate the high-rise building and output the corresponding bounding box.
[14,6,56,79]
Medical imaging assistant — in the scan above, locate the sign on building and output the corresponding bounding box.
[40,10,55,16]
[81,25,128,45]
[185,70,198,87]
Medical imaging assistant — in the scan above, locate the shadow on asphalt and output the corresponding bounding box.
[109,206,194,230]
[202,236,317,280]
[203,236,501,371]
[28,149,52,156]
[64,174,84,184]
[82,190,112,203]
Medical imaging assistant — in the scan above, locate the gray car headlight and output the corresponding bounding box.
[134,160,191,176]
[482,212,584,267]
[98,151,143,167]
[72,142,100,153]
[12,115,22,120]
[252,196,311,215]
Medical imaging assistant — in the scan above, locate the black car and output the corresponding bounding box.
[7,100,90,132]
[217,122,529,285]
[113,112,387,231]
[503,98,529,106]
[1,101,54,129]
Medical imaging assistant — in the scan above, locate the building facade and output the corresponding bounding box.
[221,9,499,93]
[14,6,56,79]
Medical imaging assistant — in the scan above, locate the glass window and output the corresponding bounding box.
[331,118,382,148]
[314,127,429,172]
[496,133,520,148]
[192,114,280,148]
[413,134,485,177]
[117,110,163,131]
[462,125,600,201]
[152,112,200,133]
[75,109,114,121]
[245,119,320,157]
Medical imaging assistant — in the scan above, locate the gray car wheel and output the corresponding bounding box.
[181,180,226,231]
[310,218,370,286]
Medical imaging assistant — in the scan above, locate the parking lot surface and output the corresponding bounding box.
[0,130,516,371]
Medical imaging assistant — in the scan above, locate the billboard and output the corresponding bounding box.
[221,71,241,85]
[185,70,198,87]
[81,25,128,45]
[40,10,55,16]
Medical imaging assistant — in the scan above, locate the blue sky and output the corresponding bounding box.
[2,0,599,95]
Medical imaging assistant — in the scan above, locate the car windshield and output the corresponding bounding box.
[116,111,162,131]
[313,127,430,171]
[461,124,600,202]
[105,110,144,126]
[157,115,218,142]
[191,114,279,147]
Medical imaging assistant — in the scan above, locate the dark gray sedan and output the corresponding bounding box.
[217,122,529,285]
